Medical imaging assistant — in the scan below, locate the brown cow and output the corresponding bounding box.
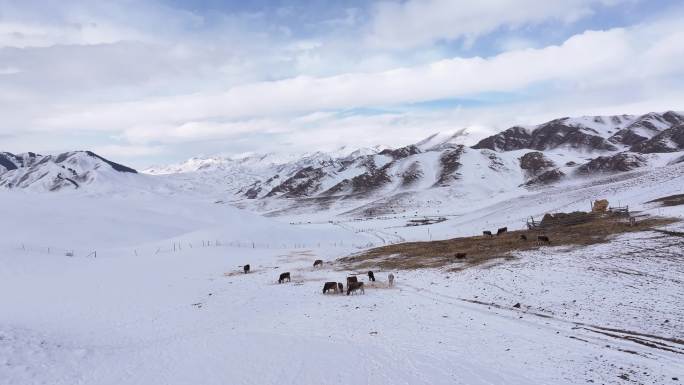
[337,282,344,293]
[322,281,338,294]
[347,281,365,295]
[313,259,323,268]
[278,272,291,284]
[347,276,358,286]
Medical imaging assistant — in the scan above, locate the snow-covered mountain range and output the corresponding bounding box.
[3,111,683,217]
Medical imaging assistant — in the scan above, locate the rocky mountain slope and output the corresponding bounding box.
[216,111,682,202]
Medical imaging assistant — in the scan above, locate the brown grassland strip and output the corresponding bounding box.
[337,216,677,272]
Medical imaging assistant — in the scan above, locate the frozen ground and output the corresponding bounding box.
[1,175,683,384]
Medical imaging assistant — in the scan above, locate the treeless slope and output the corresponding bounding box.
[338,216,677,271]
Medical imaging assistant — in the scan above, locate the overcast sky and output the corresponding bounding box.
[1,0,683,167]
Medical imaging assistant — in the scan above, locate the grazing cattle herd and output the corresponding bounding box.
[239,224,555,297]
[481,227,551,245]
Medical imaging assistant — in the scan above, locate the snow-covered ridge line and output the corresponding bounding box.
[0,150,138,192]
[3,111,683,204]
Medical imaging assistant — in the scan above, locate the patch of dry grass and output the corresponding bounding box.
[338,216,677,272]
[647,194,684,207]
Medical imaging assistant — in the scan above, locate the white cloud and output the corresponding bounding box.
[1,0,682,166]
[366,0,625,49]
[34,16,684,141]
[0,21,149,48]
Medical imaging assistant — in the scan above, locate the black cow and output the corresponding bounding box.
[483,231,493,237]
[347,276,358,286]
[496,227,508,235]
[243,264,250,274]
[347,282,365,295]
[337,282,344,293]
[323,281,338,294]
[278,272,291,284]
[367,271,375,282]
[520,234,527,241]
[313,259,323,268]
[537,235,550,244]
[454,252,467,259]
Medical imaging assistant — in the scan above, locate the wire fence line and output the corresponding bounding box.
[12,238,383,259]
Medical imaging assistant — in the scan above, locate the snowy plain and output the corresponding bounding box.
[1,161,684,384]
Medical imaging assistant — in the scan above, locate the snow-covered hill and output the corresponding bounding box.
[0,151,138,192]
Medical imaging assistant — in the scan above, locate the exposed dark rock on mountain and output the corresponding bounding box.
[400,162,423,187]
[379,145,421,159]
[472,126,530,151]
[473,119,616,152]
[265,167,326,198]
[524,169,565,186]
[0,152,20,171]
[528,120,616,151]
[324,163,393,196]
[630,124,684,153]
[609,129,649,146]
[434,146,464,187]
[609,111,684,146]
[519,152,555,177]
[484,150,507,172]
[576,153,647,174]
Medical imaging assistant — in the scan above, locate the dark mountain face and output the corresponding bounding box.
[434,146,464,186]
[378,145,421,159]
[608,111,684,147]
[518,151,563,186]
[609,129,649,146]
[400,162,423,187]
[265,167,326,198]
[473,119,616,152]
[472,126,531,151]
[0,152,20,171]
[630,124,684,153]
[529,121,617,151]
[519,151,555,177]
[524,169,565,186]
[576,152,647,174]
